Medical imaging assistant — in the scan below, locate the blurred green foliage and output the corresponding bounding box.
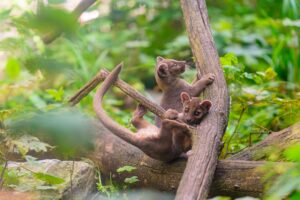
[0,0,299,198]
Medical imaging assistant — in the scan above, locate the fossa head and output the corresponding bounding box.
[156,56,186,80]
[180,92,212,126]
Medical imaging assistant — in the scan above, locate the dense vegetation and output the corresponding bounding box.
[0,0,299,199]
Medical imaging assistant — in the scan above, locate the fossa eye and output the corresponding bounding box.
[194,111,200,116]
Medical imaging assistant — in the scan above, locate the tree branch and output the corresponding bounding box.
[176,0,229,199]
[68,67,166,119]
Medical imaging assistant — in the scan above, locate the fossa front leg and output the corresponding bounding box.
[190,72,215,96]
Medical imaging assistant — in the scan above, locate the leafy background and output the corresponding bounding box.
[0,0,299,199]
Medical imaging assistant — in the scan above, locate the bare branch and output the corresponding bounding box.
[68,68,166,119]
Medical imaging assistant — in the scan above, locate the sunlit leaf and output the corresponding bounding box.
[117,166,136,173]
[220,53,239,66]
[265,67,277,80]
[124,176,139,184]
[33,172,65,185]
[284,145,300,161]
[5,58,21,79]
[243,72,254,80]
[46,87,64,102]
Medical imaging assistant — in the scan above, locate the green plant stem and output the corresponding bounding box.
[224,106,246,158]
[0,160,8,190]
[70,160,75,200]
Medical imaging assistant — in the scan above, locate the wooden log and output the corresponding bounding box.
[176,0,230,199]
[90,121,293,198]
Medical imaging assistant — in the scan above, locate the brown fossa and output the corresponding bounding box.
[155,56,214,127]
[93,65,209,162]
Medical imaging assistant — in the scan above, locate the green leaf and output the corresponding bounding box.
[243,72,254,80]
[284,145,300,161]
[117,165,136,173]
[124,176,139,184]
[0,9,11,22]
[46,87,64,101]
[0,109,14,121]
[289,191,300,200]
[265,67,277,80]
[33,172,65,185]
[220,53,239,66]
[11,135,53,156]
[5,58,21,79]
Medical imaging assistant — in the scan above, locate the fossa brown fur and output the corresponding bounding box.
[155,56,214,127]
[93,65,210,162]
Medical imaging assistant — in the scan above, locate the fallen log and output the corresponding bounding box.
[89,121,293,198]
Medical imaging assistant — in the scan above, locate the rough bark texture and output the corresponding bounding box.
[176,0,229,199]
[229,123,300,161]
[89,121,294,198]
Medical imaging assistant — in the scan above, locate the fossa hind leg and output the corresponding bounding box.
[131,104,152,129]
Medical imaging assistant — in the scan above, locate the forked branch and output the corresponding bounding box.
[68,64,166,119]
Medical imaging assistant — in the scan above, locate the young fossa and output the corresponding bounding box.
[155,56,215,127]
[93,65,211,162]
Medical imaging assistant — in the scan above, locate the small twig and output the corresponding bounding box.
[224,106,246,158]
[0,160,8,190]
[224,146,249,156]
[253,123,272,133]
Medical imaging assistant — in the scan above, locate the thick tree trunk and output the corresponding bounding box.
[89,121,294,198]
[176,0,229,199]
[229,123,300,160]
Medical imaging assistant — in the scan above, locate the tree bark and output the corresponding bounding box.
[229,123,300,161]
[176,0,229,199]
[89,121,294,198]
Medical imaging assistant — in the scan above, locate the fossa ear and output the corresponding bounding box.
[157,64,168,78]
[199,100,212,111]
[180,92,191,104]
[156,56,165,63]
